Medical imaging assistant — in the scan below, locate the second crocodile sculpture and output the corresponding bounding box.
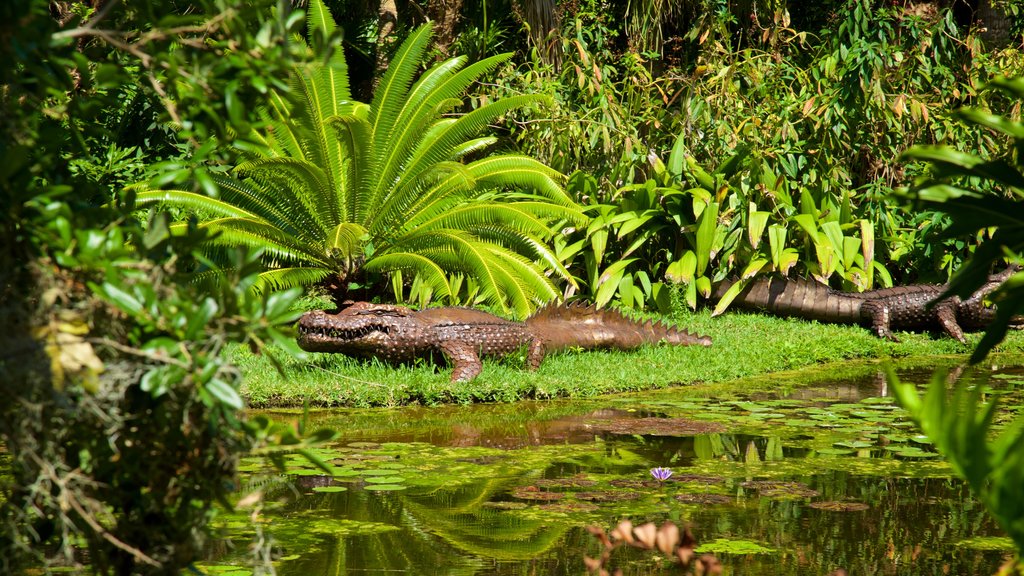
[297,301,712,381]
[714,268,1019,343]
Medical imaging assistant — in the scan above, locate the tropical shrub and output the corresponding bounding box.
[485,0,1024,313]
[903,76,1024,362]
[133,0,584,318]
[570,130,888,312]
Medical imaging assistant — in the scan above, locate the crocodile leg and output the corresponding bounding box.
[934,300,967,344]
[861,300,899,341]
[526,338,545,371]
[439,340,484,382]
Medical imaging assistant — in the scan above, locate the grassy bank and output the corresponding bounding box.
[236,309,1024,408]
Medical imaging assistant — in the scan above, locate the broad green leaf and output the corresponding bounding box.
[842,236,861,273]
[768,224,787,269]
[685,156,715,190]
[665,251,697,284]
[684,280,697,310]
[859,219,875,288]
[667,131,688,178]
[695,275,711,298]
[695,201,719,275]
[595,258,638,308]
[96,282,145,317]
[712,277,751,316]
[742,258,768,279]
[791,214,819,243]
[205,378,244,410]
[748,209,769,250]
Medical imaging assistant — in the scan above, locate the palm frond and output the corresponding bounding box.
[370,161,476,235]
[198,218,331,267]
[410,202,558,239]
[254,266,334,293]
[135,189,258,219]
[367,23,435,154]
[450,137,498,160]
[327,222,368,258]
[467,155,573,206]
[405,94,548,176]
[482,247,560,317]
[235,157,337,233]
[468,223,576,285]
[362,252,453,298]
[326,114,372,222]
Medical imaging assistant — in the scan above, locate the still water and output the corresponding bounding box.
[202,359,1022,575]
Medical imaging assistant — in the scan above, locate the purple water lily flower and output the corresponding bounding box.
[650,467,673,482]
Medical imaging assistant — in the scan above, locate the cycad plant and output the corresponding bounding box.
[133,0,583,317]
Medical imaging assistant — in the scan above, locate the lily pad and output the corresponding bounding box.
[833,440,873,449]
[674,493,732,505]
[511,487,564,501]
[695,538,776,554]
[364,476,405,484]
[574,490,642,502]
[364,484,407,491]
[807,501,870,512]
[741,481,819,499]
[312,486,348,493]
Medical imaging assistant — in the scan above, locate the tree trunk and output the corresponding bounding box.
[976,0,1012,48]
[374,0,399,85]
[427,0,464,57]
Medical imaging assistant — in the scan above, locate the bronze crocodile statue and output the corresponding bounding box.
[297,301,712,381]
[713,268,1020,343]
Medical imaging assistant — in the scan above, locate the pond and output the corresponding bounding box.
[199,357,1024,575]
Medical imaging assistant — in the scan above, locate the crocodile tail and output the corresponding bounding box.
[722,276,863,323]
[525,301,711,352]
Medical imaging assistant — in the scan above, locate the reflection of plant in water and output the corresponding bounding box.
[890,367,1024,570]
[585,520,722,575]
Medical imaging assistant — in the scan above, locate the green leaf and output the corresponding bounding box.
[595,259,637,308]
[96,282,145,318]
[712,277,750,316]
[695,275,711,298]
[206,378,244,410]
[748,209,769,250]
[665,251,697,284]
[695,201,719,275]
[768,224,787,270]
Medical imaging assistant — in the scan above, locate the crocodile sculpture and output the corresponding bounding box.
[713,268,1020,343]
[297,301,712,381]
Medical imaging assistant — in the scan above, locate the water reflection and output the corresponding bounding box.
[206,359,1023,575]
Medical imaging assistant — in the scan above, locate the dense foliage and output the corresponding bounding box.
[134,0,584,318]
[4,0,1024,572]
[1,1,332,573]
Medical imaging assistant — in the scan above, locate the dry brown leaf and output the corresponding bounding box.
[610,520,634,544]
[655,521,680,556]
[633,522,657,549]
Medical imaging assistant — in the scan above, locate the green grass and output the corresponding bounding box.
[235,308,1024,408]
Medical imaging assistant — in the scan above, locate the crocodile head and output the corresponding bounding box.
[296,302,422,357]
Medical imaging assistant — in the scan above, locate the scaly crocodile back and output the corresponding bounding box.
[525,302,711,352]
[718,276,947,325]
[718,276,861,323]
